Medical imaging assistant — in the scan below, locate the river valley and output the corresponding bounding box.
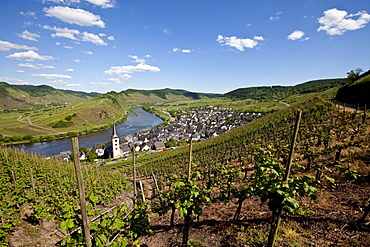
[13,108,163,156]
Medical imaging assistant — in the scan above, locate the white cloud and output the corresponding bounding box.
[66,83,81,87]
[163,28,171,35]
[31,73,72,79]
[253,36,264,41]
[49,79,68,85]
[91,81,111,85]
[0,40,37,51]
[20,11,37,18]
[17,30,40,41]
[17,70,25,73]
[44,25,80,40]
[287,30,309,41]
[6,50,55,62]
[107,35,115,41]
[42,0,80,4]
[106,74,133,83]
[85,0,114,8]
[104,63,160,75]
[74,59,85,63]
[269,11,283,21]
[23,21,34,26]
[80,31,107,45]
[0,77,27,83]
[18,63,56,69]
[65,68,74,72]
[172,48,192,53]
[217,35,263,51]
[317,8,370,35]
[82,50,93,55]
[129,55,147,63]
[43,25,108,45]
[43,6,106,28]
[63,46,74,49]
[43,0,114,8]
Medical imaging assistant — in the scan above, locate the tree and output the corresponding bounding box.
[204,130,210,138]
[347,68,363,83]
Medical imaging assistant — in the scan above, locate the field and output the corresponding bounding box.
[0,95,130,141]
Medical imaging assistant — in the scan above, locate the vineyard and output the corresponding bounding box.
[1,96,370,246]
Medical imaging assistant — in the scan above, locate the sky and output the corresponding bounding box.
[0,0,369,94]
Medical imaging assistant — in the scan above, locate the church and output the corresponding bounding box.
[104,124,124,159]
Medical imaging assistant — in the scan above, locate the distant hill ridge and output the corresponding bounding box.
[121,88,219,99]
[222,78,347,101]
[0,81,101,109]
[1,77,348,110]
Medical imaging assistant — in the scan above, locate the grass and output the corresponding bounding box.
[0,96,129,141]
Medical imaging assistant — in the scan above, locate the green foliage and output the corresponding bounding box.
[223,78,346,101]
[0,81,101,110]
[0,147,128,245]
[22,134,33,140]
[251,148,318,215]
[122,88,218,100]
[346,68,363,83]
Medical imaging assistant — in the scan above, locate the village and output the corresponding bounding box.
[54,107,263,162]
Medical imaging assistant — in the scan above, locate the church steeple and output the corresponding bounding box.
[112,123,118,138]
[111,123,121,158]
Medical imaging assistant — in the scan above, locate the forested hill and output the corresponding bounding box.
[335,71,370,106]
[119,88,219,104]
[222,78,347,100]
[0,81,101,109]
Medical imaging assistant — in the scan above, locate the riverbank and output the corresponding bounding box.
[9,107,164,156]
[0,108,132,146]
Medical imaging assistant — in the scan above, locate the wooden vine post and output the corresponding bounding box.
[188,139,193,181]
[267,109,302,247]
[71,137,92,247]
[133,147,137,205]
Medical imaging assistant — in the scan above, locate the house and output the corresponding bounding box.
[121,144,131,155]
[54,151,71,161]
[153,142,166,150]
[94,145,105,157]
[79,151,86,160]
[140,143,150,151]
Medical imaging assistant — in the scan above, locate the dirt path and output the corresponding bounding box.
[17,115,62,133]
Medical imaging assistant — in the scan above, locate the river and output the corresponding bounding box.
[14,107,163,156]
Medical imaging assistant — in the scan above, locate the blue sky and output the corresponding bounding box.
[0,0,369,94]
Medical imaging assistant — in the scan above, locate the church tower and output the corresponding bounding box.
[111,124,121,159]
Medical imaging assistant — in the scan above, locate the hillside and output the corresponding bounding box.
[119,88,219,104]
[0,81,101,109]
[106,96,370,246]
[0,92,130,141]
[0,87,221,141]
[222,78,347,101]
[2,96,369,246]
[335,70,370,106]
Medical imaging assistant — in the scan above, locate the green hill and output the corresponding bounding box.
[222,78,347,101]
[335,70,370,106]
[0,81,101,109]
[119,88,219,104]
